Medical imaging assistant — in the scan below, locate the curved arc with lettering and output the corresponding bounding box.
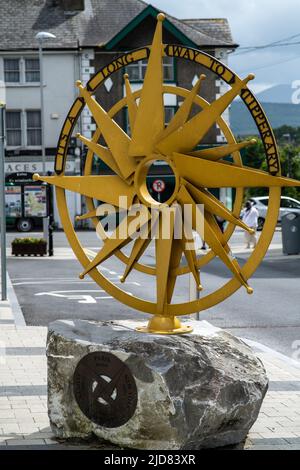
[55,45,280,177]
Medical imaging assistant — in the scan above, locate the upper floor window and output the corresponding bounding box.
[26,110,41,146]
[3,57,40,84]
[5,109,41,147]
[4,59,20,83]
[25,59,40,83]
[125,105,175,136]
[164,106,175,125]
[126,57,174,82]
[6,111,22,146]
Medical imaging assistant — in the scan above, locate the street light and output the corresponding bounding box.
[0,101,6,300]
[35,31,56,176]
[35,31,56,242]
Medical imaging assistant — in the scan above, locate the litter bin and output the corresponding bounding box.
[281,212,300,255]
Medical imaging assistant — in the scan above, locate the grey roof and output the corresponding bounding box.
[182,18,237,47]
[162,12,236,48]
[0,0,237,50]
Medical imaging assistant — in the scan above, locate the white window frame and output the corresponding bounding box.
[126,57,175,82]
[3,58,21,84]
[5,110,22,147]
[6,109,41,149]
[24,58,40,83]
[25,110,42,147]
[3,56,40,85]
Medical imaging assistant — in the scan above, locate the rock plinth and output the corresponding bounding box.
[47,319,268,450]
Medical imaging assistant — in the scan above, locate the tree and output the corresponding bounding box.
[279,145,300,199]
[239,138,300,201]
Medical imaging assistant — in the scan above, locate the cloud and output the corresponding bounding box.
[149,0,300,87]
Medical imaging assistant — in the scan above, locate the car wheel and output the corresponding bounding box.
[17,218,33,232]
[257,217,265,231]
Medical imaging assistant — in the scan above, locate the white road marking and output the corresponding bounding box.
[15,279,140,286]
[35,290,113,303]
[34,283,139,303]
[12,278,121,286]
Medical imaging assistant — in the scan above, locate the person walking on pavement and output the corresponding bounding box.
[241,201,259,249]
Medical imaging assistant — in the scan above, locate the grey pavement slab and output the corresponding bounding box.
[1,231,300,449]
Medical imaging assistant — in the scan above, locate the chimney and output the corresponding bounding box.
[60,0,85,11]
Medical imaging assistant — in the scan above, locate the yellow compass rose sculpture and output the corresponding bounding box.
[34,14,300,334]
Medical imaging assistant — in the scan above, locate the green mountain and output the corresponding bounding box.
[230,101,300,136]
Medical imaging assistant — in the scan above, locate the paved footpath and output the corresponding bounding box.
[0,270,300,450]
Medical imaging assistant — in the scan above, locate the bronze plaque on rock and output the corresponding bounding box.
[73,351,138,428]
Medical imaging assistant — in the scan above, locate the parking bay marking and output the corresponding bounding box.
[12,278,132,286]
[35,289,135,304]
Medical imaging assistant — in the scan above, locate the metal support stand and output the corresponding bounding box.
[189,272,200,320]
[0,104,7,300]
[48,182,54,256]
[38,41,49,247]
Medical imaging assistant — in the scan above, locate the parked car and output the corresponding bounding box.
[249,196,300,230]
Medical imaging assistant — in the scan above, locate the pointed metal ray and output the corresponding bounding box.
[76,81,136,178]
[76,203,120,222]
[33,174,135,209]
[204,211,253,293]
[128,14,165,157]
[155,205,176,314]
[156,74,255,156]
[189,139,257,161]
[120,211,159,283]
[76,209,98,221]
[165,204,186,303]
[158,74,206,142]
[181,231,202,290]
[166,238,184,303]
[177,185,253,294]
[124,73,138,132]
[173,153,300,188]
[76,133,122,177]
[79,212,151,279]
[185,181,254,234]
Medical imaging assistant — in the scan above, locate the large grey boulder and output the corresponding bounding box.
[47,319,268,450]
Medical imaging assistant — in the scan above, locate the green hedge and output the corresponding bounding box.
[12,238,47,245]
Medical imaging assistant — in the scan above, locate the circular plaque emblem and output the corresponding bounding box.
[73,351,138,428]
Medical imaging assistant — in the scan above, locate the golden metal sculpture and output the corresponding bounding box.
[34,14,300,334]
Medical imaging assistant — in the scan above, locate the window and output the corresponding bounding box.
[6,111,22,146]
[26,110,41,146]
[4,59,20,82]
[259,198,269,207]
[126,57,174,81]
[281,198,300,209]
[25,58,40,82]
[4,57,40,83]
[165,106,175,125]
[125,106,176,136]
[290,200,300,209]
[163,57,174,81]
[280,199,289,208]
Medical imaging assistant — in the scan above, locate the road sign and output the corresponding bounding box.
[152,179,165,193]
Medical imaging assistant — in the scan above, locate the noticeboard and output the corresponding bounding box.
[24,185,47,217]
[5,186,22,217]
[5,172,48,219]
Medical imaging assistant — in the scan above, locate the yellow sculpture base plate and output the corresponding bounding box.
[135,316,193,335]
[136,325,193,335]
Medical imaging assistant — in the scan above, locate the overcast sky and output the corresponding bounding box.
[149,0,300,93]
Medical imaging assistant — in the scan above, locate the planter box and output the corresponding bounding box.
[12,242,47,257]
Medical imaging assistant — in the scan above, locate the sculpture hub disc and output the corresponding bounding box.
[134,155,180,206]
